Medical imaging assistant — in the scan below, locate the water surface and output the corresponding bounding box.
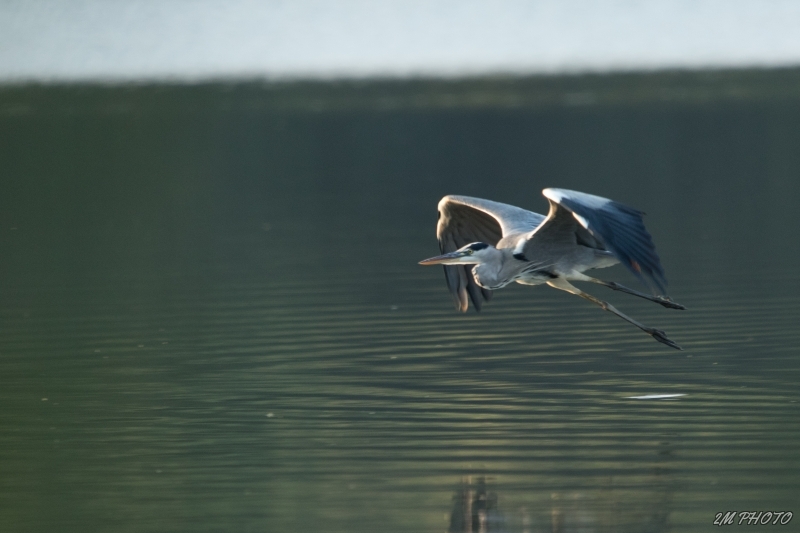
[1,71,799,532]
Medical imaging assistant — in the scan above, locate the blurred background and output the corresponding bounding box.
[1,2,799,532]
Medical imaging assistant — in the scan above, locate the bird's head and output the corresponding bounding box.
[418,242,494,265]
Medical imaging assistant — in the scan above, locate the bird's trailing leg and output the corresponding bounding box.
[575,275,686,310]
[547,278,682,350]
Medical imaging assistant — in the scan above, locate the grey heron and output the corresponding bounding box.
[419,189,685,349]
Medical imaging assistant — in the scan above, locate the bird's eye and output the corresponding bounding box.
[466,249,474,255]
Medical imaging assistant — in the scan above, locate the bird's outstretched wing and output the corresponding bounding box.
[436,195,546,311]
[524,188,668,294]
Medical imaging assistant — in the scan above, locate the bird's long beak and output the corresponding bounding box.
[418,251,466,265]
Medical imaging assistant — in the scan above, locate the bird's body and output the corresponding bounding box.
[465,232,619,290]
[419,189,685,349]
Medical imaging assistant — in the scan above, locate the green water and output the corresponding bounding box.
[1,71,799,532]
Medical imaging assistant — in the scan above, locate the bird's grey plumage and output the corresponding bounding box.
[538,189,667,293]
[421,189,685,349]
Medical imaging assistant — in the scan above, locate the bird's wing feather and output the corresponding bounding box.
[529,188,667,293]
[436,195,545,311]
[441,195,546,236]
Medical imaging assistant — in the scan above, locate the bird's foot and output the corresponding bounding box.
[648,328,683,350]
[655,295,686,310]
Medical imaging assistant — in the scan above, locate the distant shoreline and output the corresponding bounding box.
[3,66,800,116]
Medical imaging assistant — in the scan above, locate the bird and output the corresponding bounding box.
[418,188,685,349]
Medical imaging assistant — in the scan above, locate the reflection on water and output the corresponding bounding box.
[1,71,799,532]
[449,469,672,533]
[450,477,505,533]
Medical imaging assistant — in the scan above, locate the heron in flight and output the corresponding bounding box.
[418,189,685,349]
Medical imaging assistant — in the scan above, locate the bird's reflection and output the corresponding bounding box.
[448,476,506,533]
[448,443,673,533]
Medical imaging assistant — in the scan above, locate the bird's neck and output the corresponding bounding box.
[471,249,509,290]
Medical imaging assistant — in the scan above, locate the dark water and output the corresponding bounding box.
[1,71,799,532]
